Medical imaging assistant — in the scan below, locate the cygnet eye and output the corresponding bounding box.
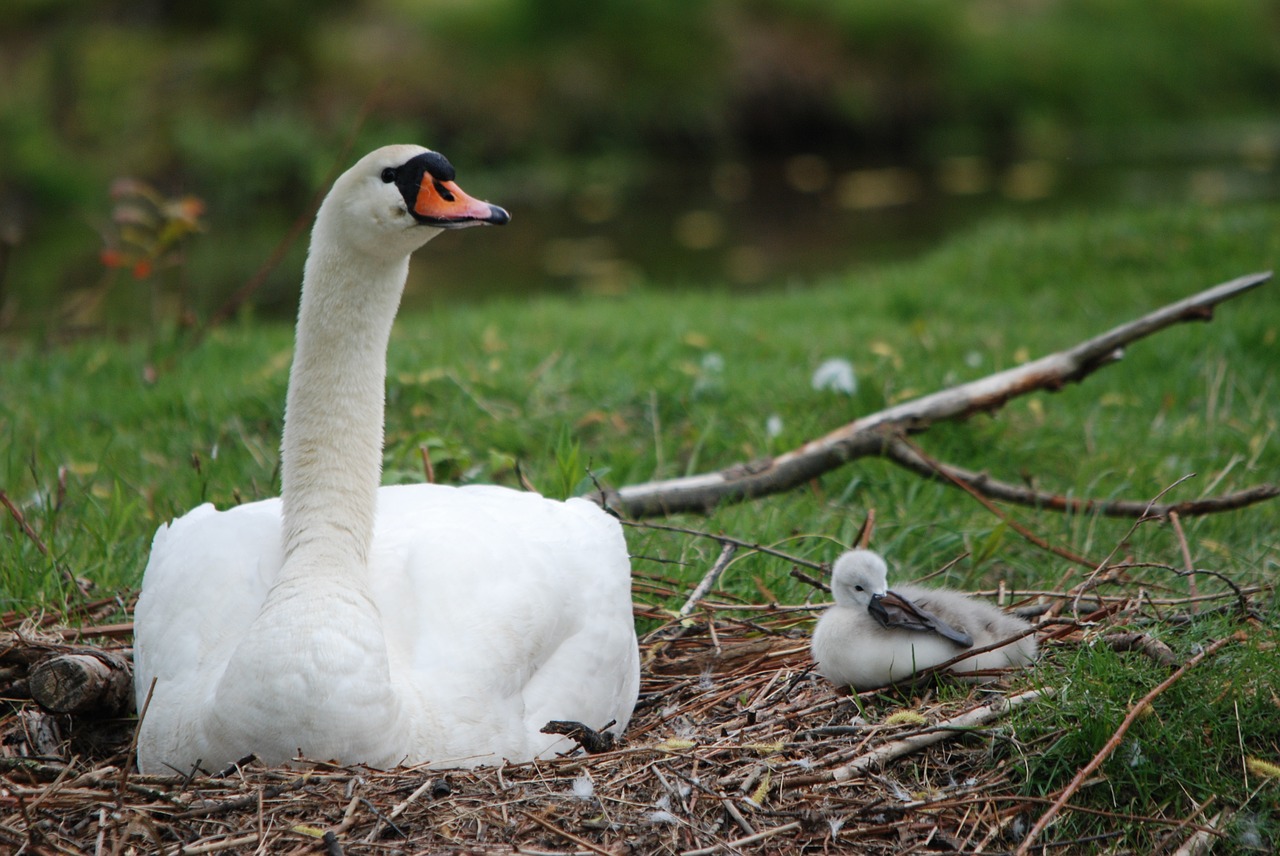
[380,167,397,183]
[854,585,864,592]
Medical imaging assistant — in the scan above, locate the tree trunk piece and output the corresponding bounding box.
[29,651,133,716]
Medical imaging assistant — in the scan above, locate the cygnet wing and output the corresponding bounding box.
[872,590,975,647]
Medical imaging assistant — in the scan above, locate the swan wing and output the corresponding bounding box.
[134,499,284,771]
[872,589,975,647]
[367,484,639,764]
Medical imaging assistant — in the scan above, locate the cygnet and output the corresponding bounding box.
[811,549,1037,690]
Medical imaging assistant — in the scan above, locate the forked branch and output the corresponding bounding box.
[596,272,1274,519]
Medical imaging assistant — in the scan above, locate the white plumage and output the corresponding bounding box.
[133,145,640,773]
[811,549,1037,690]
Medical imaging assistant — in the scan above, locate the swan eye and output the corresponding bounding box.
[380,167,397,183]
[854,585,864,592]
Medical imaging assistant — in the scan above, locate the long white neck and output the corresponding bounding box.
[278,219,410,579]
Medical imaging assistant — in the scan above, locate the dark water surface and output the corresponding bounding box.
[406,139,1280,312]
[8,123,1279,331]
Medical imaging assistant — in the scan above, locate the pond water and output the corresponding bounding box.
[407,134,1280,312]
[7,123,1279,331]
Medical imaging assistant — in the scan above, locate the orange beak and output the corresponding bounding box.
[412,177,510,229]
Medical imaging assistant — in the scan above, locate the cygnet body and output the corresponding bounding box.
[811,549,1037,690]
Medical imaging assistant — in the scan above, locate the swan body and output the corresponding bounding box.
[811,550,1037,690]
[134,145,640,773]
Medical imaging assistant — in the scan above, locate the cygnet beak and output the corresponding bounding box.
[867,593,891,627]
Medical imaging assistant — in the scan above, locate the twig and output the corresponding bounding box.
[175,776,309,819]
[1169,511,1200,606]
[1014,633,1243,855]
[176,832,261,855]
[1059,476,1196,619]
[881,437,1279,518]
[0,489,48,555]
[679,544,738,617]
[596,272,1272,517]
[1100,631,1179,668]
[789,688,1049,787]
[419,445,436,484]
[888,436,1098,569]
[910,622,1043,679]
[621,519,827,571]
[522,811,619,856]
[679,821,802,856]
[789,567,830,593]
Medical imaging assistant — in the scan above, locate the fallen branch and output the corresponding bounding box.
[1013,632,1242,856]
[880,436,1280,518]
[597,272,1274,518]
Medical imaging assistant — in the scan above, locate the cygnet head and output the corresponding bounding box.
[829,549,890,609]
[315,144,510,261]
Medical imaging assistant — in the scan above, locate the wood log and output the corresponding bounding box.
[29,651,133,716]
[597,272,1273,518]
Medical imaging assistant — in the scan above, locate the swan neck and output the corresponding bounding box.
[279,238,410,574]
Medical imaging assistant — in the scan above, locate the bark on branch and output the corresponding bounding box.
[29,651,133,716]
[597,272,1273,518]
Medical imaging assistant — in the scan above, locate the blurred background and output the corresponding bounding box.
[2,0,1279,332]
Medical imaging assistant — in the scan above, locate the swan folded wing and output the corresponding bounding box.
[871,589,974,647]
[134,499,285,772]
[366,485,639,763]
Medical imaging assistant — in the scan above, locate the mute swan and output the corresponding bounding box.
[811,549,1037,690]
[133,145,641,773]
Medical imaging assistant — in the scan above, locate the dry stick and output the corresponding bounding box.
[908,622,1043,679]
[1013,633,1243,856]
[881,438,1279,519]
[117,677,157,804]
[678,543,738,618]
[788,688,1049,789]
[1168,511,1200,606]
[680,821,803,856]
[0,489,48,555]
[621,518,828,572]
[1100,631,1179,668]
[176,832,262,855]
[890,436,1099,569]
[598,272,1273,518]
[1060,475,1196,620]
[521,810,618,856]
[175,776,310,820]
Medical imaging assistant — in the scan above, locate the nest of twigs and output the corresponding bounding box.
[0,558,1267,855]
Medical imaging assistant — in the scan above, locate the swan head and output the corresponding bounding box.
[316,144,510,260]
[829,549,890,609]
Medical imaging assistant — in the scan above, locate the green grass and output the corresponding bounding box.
[2,202,1279,847]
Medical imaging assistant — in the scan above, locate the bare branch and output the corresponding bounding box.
[595,272,1272,518]
[880,437,1280,518]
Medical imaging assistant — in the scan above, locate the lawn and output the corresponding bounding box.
[2,201,1278,850]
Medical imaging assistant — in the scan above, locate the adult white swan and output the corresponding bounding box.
[133,145,640,773]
